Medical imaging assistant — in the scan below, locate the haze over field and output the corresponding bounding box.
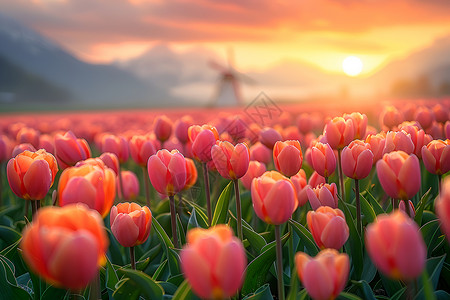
[0,1,450,109]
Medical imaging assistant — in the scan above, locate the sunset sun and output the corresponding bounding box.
[342,56,363,77]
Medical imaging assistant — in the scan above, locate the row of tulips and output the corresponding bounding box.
[0,101,450,300]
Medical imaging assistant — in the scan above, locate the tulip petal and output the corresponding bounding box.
[23,159,52,200]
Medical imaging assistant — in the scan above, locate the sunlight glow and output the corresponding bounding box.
[342,56,363,77]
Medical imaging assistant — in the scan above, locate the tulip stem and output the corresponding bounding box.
[118,165,125,202]
[275,225,285,300]
[142,166,151,206]
[438,174,442,194]
[89,271,101,300]
[52,190,58,206]
[391,198,398,210]
[202,163,212,226]
[233,180,243,241]
[169,195,179,248]
[355,179,361,234]
[0,164,3,207]
[337,149,346,202]
[325,176,328,184]
[130,246,136,270]
[31,200,38,219]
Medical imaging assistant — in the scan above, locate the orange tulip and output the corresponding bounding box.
[180,225,246,300]
[110,202,152,247]
[58,162,116,218]
[183,157,198,190]
[54,131,91,169]
[20,204,108,290]
[295,249,349,300]
[7,149,58,200]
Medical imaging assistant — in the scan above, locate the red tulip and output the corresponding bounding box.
[21,204,108,290]
[110,202,152,247]
[365,210,426,280]
[295,249,349,300]
[211,141,250,180]
[421,139,450,175]
[54,131,92,169]
[154,115,173,143]
[251,171,296,225]
[147,149,186,196]
[308,171,326,188]
[324,117,354,150]
[307,206,349,250]
[306,183,338,210]
[0,134,12,162]
[180,225,246,299]
[240,160,266,190]
[12,143,36,157]
[310,142,336,178]
[7,149,58,200]
[376,151,420,200]
[273,140,303,177]
[39,134,55,155]
[174,115,194,144]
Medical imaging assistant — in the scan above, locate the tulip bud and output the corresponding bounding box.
[110,202,152,247]
[54,131,92,169]
[306,183,338,210]
[128,134,157,167]
[324,117,354,150]
[310,142,336,178]
[344,112,367,140]
[100,134,129,163]
[415,106,435,130]
[436,177,450,242]
[259,127,282,149]
[383,130,414,155]
[147,149,186,196]
[240,160,266,190]
[380,105,403,130]
[99,152,120,175]
[174,115,194,144]
[365,132,386,164]
[421,139,450,175]
[189,125,219,162]
[117,170,140,201]
[341,140,373,179]
[290,169,308,207]
[295,249,349,300]
[249,142,272,165]
[365,210,426,280]
[180,225,247,300]
[273,140,303,177]
[12,143,36,157]
[211,141,250,180]
[307,206,349,250]
[16,127,40,149]
[154,115,173,143]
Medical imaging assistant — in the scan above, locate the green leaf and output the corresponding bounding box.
[420,219,441,257]
[415,188,432,226]
[41,286,68,300]
[350,280,376,300]
[187,208,207,231]
[153,260,168,281]
[172,280,200,300]
[0,225,21,245]
[105,255,119,292]
[380,274,404,297]
[364,190,384,216]
[242,284,274,300]
[415,270,437,300]
[0,255,32,300]
[115,269,164,300]
[113,278,141,300]
[241,232,290,295]
[288,219,319,256]
[389,287,406,300]
[435,290,450,300]
[360,194,377,224]
[212,181,232,226]
[337,292,363,300]
[427,255,446,290]
[183,200,209,226]
[229,213,267,253]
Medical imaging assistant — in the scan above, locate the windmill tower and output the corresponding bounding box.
[208,48,252,107]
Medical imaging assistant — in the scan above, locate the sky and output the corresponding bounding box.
[1,0,450,76]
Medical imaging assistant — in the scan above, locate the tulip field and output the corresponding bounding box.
[1,99,450,300]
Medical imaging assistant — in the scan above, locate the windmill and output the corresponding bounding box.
[208,48,254,107]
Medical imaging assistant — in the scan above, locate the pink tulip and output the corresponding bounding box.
[295,249,349,300]
[421,139,450,175]
[188,125,219,162]
[344,112,367,140]
[0,134,12,162]
[341,140,373,179]
[297,113,313,134]
[307,206,349,250]
[240,160,266,190]
[100,134,129,163]
[324,117,354,150]
[399,200,416,218]
[251,171,296,225]
[110,202,152,247]
[259,127,282,149]
[39,134,55,155]
[398,123,432,158]
[249,142,272,165]
[273,140,303,177]
[12,143,36,157]
[180,225,246,299]
[174,115,194,144]
[380,105,403,130]
[311,142,336,178]
[446,121,450,139]
[376,151,421,200]
[365,210,426,280]
[54,131,92,169]
[415,106,435,130]
[129,134,157,167]
[426,121,444,140]
[147,149,186,196]
[306,183,338,210]
[117,170,140,201]
[291,169,309,207]
[365,132,386,164]
[308,171,326,188]
[154,115,173,143]
[16,127,40,148]
[383,130,414,155]
[436,177,450,242]
[99,152,120,175]
[211,141,250,180]
[432,103,448,124]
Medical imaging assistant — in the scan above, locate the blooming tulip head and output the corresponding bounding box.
[12,143,37,157]
[383,130,414,155]
[310,142,336,178]
[436,177,450,242]
[297,113,313,134]
[184,157,198,190]
[432,103,448,124]
[110,202,152,248]
[308,171,326,188]
[7,149,58,200]
[421,139,450,175]
[365,132,386,164]
[188,125,219,162]
[100,134,129,163]
[259,127,282,149]
[154,115,173,143]
[290,169,309,207]
[307,206,349,250]
[174,115,194,144]
[58,161,116,218]
[273,140,303,177]
[249,142,272,165]
[147,149,186,196]
[129,134,157,167]
[39,134,55,155]
[295,249,349,300]
[376,151,420,200]
[20,204,108,290]
[324,117,354,150]
[54,131,92,169]
[118,170,140,201]
[251,171,297,225]
[380,105,403,130]
[344,112,367,140]
[306,183,338,210]
[341,140,373,179]
[211,141,250,180]
[240,160,266,190]
[99,152,120,175]
[17,127,40,148]
[415,106,435,130]
[365,210,426,280]
[398,122,432,159]
[180,225,246,300]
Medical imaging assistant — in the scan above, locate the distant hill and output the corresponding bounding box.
[0,13,169,107]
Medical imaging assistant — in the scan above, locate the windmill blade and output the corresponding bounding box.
[227,47,235,70]
[208,60,228,72]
